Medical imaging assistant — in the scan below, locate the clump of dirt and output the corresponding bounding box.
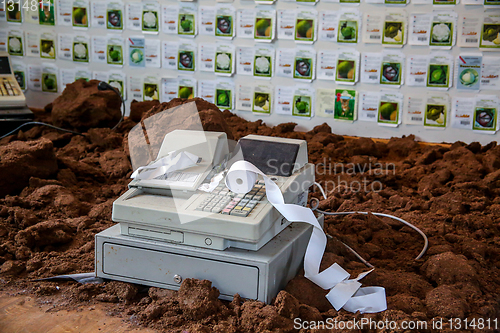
[49,79,122,131]
[1,98,500,332]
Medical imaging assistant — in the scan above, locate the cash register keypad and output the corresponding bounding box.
[195,182,266,217]
[0,78,21,96]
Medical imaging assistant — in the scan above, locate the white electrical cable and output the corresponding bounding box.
[314,181,328,201]
[309,197,429,261]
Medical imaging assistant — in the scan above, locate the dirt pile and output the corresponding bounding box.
[0,138,58,197]
[49,79,122,131]
[0,99,500,332]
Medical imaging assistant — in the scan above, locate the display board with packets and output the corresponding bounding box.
[0,0,499,137]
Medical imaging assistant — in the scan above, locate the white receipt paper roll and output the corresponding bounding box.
[225,169,257,193]
[226,160,387,314]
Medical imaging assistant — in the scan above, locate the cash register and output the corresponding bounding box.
[0,52,33,136]
[95,104,320,302]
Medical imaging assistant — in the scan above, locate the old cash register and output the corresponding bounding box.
[95,103,320,302]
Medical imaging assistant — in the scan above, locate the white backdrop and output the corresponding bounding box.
[2,0,499,144]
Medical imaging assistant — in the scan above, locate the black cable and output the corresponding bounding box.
[0,81,126,141]
[97,81,125,131]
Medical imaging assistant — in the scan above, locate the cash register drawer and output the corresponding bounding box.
[102,243,259,299]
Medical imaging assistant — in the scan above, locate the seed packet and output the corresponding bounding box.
[253,46,274,79]
[215,43,234,76]
[253,84,272,114]
[128,37,145,67]
[178,42,196,72]
[6,2,23,23]
[473,95,498,133]
[292,86,315,118]
[143,76,159,101]
[72,0,89,28]
[424,94,449,128]
[293,48,316,82]
[41,63,58,93]
[215,5,235,38]
[177,77,197,99]
[142,2,160,34]
[40,0,56,26]
[7,29,24,57]
[73,35,90,63]
[334,89,357,121]
[107,36,124,66]
[294,10,317,44]
[377,91,403,127]
[215,80,234,110]
[479,14,500,49]
[40,32,56,60]
[456,54,482,90]
[107,2,124,30]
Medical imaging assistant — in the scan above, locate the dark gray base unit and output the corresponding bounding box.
[95,216,322,303]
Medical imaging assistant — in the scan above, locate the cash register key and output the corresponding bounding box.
[230,210,249,217]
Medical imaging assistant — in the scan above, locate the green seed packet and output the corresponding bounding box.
[42,73,58,93]
[255,17,273,40]
[334,90,356,121]
[216,89,232,110]
[253,91,271,114]
[39,0,56,26]
[427,64,449,88]
[295,19,314,42]
[72,6,89,28]
[382,22,404,46]
[480,23,500,49]
[338,21,358,44]
[144,83,159,101]
[293,95,312,117]
[336,59,356,83]
[179,14,195,36]
[433,0,457,4]
[178,85,194,99]
[378,101,399,125]
[107,45,123,65]
[14,71,26,90]
[424,104,447,128]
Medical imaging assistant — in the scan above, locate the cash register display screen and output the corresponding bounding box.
[0,57,11,75]
[239,139,299,177]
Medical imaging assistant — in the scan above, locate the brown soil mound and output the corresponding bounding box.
[1,99,499,332]
[49,79,122,131]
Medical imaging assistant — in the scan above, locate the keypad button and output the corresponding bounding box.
[230,210,249,217]
[253,195,263,201]
[211,207,222,213]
